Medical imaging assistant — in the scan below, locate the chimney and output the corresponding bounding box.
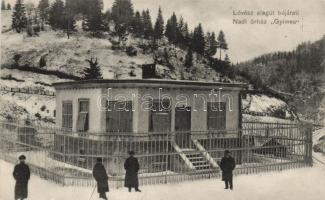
[142,64,160,79]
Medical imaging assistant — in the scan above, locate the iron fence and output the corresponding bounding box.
[0,120,313,188]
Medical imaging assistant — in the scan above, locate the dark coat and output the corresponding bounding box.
[124,156,139,188]
[92,163,109,193]
[219,156,236,181]
[13,162,30,199]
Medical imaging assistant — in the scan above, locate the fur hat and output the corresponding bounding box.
[18,155,26,160]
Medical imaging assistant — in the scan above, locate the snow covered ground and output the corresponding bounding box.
[0,91,55,123]
[1,152,324,200]
[242,94,293,118]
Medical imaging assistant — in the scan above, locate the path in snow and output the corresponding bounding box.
[1,154,325,200]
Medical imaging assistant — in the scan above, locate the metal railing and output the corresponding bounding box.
[0,120,313,188]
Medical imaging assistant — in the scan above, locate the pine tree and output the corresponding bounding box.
[111,0,134,25]
[103,9,111,32]
[62,5,76,39]
[225,54,230,64]
[142,9,153,39]
[165,13,177,44]
[1,0,5,10]
[12,0,27,33]
[83,0,105,36]
[65,0,93,15]
[153,7,164,40]
[38,0,49,30]
[210,32,218,57]
[113,23,128,48]
[205,31,217,58]
[6,3,10,10]
[176,16,190,47]
[184,48,193,68]
[192,23,205,55]
[204,32,211,57]
[48,0,64,30]
[217,30,228,60]
[131,11,143,37]
[183,23,190,47]
[83,58,103,80]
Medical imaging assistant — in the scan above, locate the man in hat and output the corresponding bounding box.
[92,157,109,200]
[13,155,30,200]
[219,150,236,190]
[124,151,141,192]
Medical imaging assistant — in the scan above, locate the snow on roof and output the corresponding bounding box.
[53,79,247,90]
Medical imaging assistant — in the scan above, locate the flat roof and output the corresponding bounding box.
[53,79,247,91]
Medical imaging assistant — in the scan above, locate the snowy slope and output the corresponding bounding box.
[242,94,294,120]
[0,91,55,124]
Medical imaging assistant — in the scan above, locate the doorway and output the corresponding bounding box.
[175,107,191,148]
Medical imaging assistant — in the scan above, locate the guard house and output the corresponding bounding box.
[53,79,244,137]
[52,78,246,174]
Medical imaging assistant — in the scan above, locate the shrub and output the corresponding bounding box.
[126,46,137,57]
[129,70,136,77]
[35,113,41,120]
[40,105,46,112]
[13,54,21,66]
[39,56,47,68]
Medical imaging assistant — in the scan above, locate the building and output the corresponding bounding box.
[52,79,246,174]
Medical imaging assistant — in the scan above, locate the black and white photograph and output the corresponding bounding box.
[0,0,325,199]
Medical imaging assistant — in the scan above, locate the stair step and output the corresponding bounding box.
[188,157,205,162]
[185,153,203,157]
[193,164,210,168]
[195,169,217,173]
[191,160,209,164]
[194,163,210,167]
[195,165,211,170]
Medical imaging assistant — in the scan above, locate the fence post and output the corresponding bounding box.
[165,132,169,184]
[303,123,313,166]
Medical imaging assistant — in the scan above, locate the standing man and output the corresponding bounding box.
[13,155,30,200]
[219,150,236,190]
[92,157,109,200]
[124,151,141,192]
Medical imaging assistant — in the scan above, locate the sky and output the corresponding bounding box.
[5,0,325,62]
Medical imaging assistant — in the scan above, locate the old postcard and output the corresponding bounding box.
[0,0,324,200]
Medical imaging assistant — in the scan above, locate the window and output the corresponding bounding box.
[150,100,171,132]
[77,99,89,132]
[62,101,72,130]
[207,102,226,130]
[106,101,133,132]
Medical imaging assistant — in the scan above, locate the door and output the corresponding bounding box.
[175,107,191,148]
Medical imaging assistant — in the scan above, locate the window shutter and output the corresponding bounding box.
[77,112,88,131]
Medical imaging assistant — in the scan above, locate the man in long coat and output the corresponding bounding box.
[93,158,109,200]
[13,155,30,200]
[124,151,141,192]
[219,150,236,190]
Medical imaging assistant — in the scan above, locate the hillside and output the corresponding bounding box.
[236,36,325,124]
[0,6,297,125]
[0,9,231,124]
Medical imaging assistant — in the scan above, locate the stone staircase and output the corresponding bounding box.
[171,140,219,172]
[182,149,214,171]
